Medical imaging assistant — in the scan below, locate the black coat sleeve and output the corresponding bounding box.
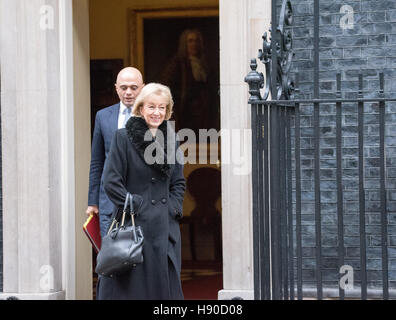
[169,145,186,220]
[103,130,129,207]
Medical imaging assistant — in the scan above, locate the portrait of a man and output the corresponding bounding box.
[140,16,220,134]
[160,28,219,133]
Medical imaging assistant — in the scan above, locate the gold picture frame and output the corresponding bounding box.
[128,7,219,78]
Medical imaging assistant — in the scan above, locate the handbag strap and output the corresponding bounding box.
[123,192,131,212]
[128,193,136,227]
[120,192,132,228]
[107,192,132,235]
[129,193,134,214]
[114,192,142,230]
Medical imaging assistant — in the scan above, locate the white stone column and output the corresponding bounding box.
[218,0,271,300]
[72,0,93,300]
[0,0,77,299]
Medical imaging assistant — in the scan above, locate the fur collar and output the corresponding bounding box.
[125,117,172,177]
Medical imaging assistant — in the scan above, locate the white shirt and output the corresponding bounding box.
[118,102,133,129]
[189,55,207,82]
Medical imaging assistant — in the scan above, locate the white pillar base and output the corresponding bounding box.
[0,291,66,300]
[218,289,254,300]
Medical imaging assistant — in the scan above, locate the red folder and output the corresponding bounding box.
[83,214,101,253]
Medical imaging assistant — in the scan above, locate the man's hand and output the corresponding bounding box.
[86,205,99,217]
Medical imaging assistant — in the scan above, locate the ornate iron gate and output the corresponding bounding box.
[246,0,396,300]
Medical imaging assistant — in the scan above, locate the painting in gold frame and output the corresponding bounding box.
[128,7,220,132]
[128,7,219,76]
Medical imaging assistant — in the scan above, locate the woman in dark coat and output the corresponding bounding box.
[97,83,185,300]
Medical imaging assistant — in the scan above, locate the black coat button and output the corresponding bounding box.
[151,200,156,205]
[161,198,167,204]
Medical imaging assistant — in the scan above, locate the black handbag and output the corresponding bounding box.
[95,192,144,277]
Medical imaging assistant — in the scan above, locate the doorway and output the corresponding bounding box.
[89,1,222,300]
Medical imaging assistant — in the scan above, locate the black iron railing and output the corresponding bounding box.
[0,68,3,292]
[246,0,396,300]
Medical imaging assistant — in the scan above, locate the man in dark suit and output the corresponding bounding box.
[86,67,144,237]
